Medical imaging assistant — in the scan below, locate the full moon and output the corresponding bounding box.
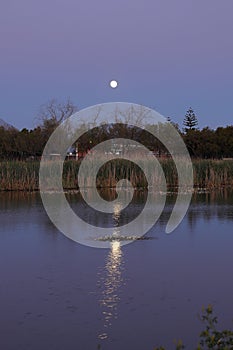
[109,80,118,88]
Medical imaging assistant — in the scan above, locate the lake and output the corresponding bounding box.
[0,190,233,350]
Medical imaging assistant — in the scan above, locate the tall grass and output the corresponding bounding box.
[0,159,233,191]
[193,159,233,189]
[0,161,39,191]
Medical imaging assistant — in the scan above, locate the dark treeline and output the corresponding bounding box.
[1,123,233,160]
[0,101,233,160]
[0,126,47,160]
[183,126,233,158]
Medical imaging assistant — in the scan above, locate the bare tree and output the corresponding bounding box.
[37,98,78,126]
[36,98,78,144]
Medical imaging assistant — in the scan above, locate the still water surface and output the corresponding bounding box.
[0,190,233,350]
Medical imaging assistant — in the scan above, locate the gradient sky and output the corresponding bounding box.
[0,0,233,130]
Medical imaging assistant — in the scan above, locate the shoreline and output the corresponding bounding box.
[1,186,233,194]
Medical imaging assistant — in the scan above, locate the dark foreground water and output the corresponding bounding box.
[0,190,233,350]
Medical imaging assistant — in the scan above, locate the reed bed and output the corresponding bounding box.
[0,159,233,191]
[193,159,233,189]
[0,161,39,191]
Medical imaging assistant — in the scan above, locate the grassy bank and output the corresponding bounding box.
[0,159,233,191]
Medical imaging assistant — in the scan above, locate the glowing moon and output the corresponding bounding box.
[110,80,118,88]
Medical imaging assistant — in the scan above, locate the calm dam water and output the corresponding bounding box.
[0,190,233,350]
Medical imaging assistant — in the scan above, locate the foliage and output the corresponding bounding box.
[1,159,233,191]
[197,305,233,349]
[0,100,233,161]
[154,305,233,350]
[183,107,198,132]
[0,161,39,191]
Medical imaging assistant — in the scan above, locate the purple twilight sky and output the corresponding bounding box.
[0,0,233,130]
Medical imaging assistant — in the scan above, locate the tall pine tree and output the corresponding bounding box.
[183,107,198,132]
